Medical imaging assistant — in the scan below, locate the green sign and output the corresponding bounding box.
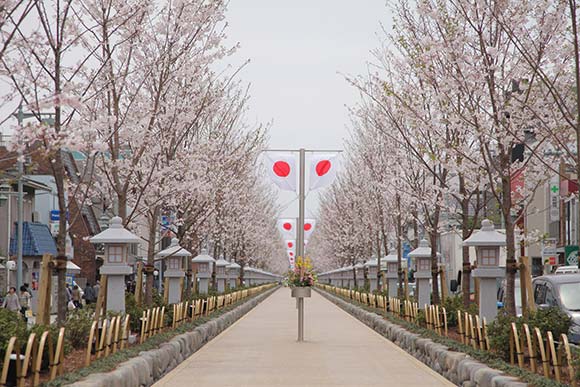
[565,245,579,266]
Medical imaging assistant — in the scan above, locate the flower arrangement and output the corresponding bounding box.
[287,257,316,287]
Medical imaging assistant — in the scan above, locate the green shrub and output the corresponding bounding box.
[443,295,478,327]
[527,307,571,339]
[125,293,144,333]
[487,310,520,360]
[0,309,28,359]
[66,308,95,349]
[487,307,571,361]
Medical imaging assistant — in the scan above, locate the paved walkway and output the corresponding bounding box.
[155,288,453,387]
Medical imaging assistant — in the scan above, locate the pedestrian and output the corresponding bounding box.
[2,287,21,313]
[83,283,96,304]
[94,280,100,298]
[72,285,82,309]
[19,285,31,322]
[65,283,72,302]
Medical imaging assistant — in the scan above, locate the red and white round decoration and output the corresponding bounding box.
[277,219,296,238]
[303,219,316,239]
[309,154,339,191]
[264,153,297,191]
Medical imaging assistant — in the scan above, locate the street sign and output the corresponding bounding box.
[50,210,60,221]
[549,176,560,222]
[565,245,579,266]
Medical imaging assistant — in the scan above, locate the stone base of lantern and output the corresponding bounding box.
[217,278,226,293]
[99,265,132,314]
[387,278,398,298]
[416,276,431,308]
[229,279,237,290]
[198,277,210,294]
[473,267,504,322]
[368,276,377,292]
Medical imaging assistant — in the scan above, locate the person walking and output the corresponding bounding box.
[72,285,82,309]
[19,285,31,322]
[2,287,21,313]
[83,283,96,304]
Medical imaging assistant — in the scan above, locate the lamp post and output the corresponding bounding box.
[89,216,140,313]
[156,238,191,304]
[385,253,399,298]
[13,104,55,291]
[409,239,433,308]
[215,257,229,293]
[227,261,241,290]
[365,257,379,292]
[191,249,215,295]
[463,219,506,322]
[354,262,364,289]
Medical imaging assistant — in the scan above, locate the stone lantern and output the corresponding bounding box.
[409,239,432,308]
[227,261,241,289]
[354,262,365,288]
[463,219,506,321]
[215,257,229,293]
[156,238,191,304]
[365,257,379,292]
[384,253,399,298]
[191,249,215,295]
[90,216,140,313]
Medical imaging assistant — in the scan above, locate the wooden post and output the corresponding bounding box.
[36,254,53,326]
[403,268,409,300]
[94,275,108,323]
[135,262,143,306]
[163,277,169,305]
[439,267,448,303]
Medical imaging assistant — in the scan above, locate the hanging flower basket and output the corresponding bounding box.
[291,287,312,298]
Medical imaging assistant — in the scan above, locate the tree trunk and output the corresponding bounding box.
[502,168,517,315]
[145,206,159,306]
[52,151,68,326]
[396,194,404,298]
[460,175,472,308]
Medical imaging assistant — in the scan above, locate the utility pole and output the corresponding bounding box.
[16,104,24,291]
[12,104,55,291]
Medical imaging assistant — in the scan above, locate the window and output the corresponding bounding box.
[108,245,124,263]
[545,285,558,307]
[198,263,208,273]
[418,259,430,271]
[168,258,180,270]
[480,248,497,266]
[534,283,546,304]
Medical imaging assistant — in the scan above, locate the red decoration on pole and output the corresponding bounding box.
[316,160,331,176]
[273,161,291,177]
[304,223,312,231]
[283,222,292,231]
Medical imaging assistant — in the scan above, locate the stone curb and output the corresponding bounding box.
[316,289,528,387]
[66,286,280,387]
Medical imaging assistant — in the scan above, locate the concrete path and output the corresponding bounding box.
[154,288,454,387]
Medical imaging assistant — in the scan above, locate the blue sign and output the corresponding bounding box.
[50,210,69,221]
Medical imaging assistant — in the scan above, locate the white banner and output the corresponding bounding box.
[277,219,296,238]
[264,153,297,191]
[304,219,316,240]
[309,154,339,191]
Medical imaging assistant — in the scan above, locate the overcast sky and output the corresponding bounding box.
[224,1,391,218]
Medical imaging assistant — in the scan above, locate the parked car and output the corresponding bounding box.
[532,274,580,344]
[555,266,580,275]
[497,278,522,317]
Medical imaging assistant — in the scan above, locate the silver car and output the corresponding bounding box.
[532,274,580,344]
